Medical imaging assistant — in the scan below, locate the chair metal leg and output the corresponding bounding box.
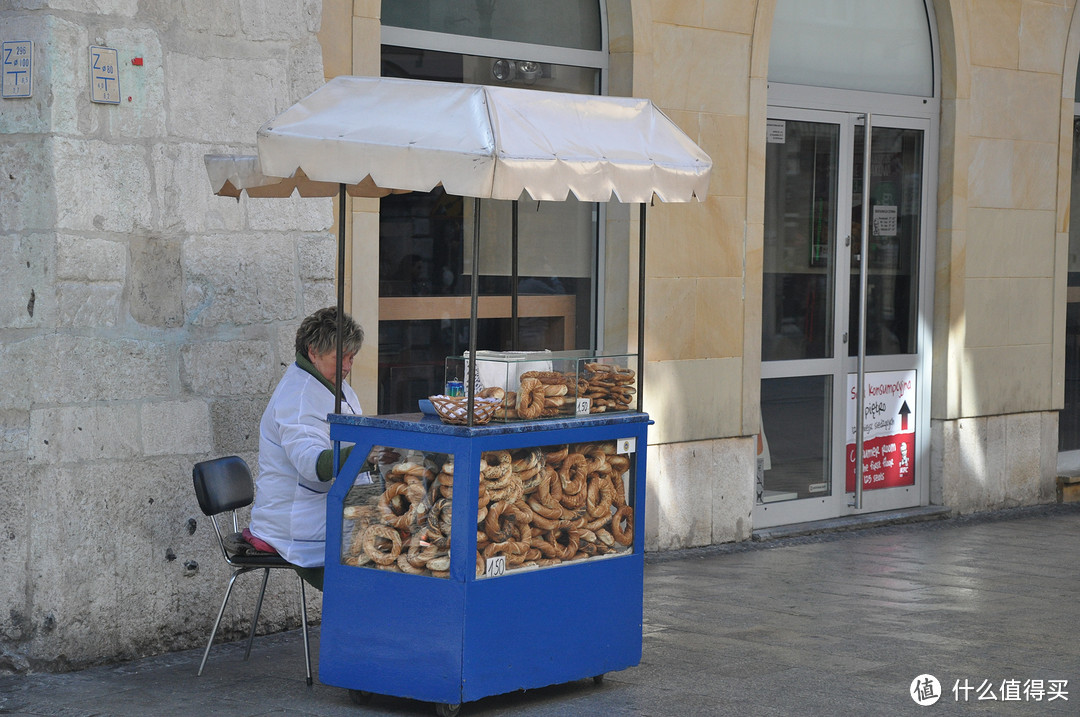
[297,574,312,686]
[243,568,272,660]
[198,567,248,676]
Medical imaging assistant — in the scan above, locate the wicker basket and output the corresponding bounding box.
[428,395,501,425]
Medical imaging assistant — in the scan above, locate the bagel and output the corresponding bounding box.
[426,555,450,572]
[397,552,426,575]
[481,450,513,483]
[516,377,546,419]
[378,481,423,531]
[537,465,563,505]
[585,512,613,531]
[610,472,627,508]
[611,506,633,546]
[362,525,402,566]
[546,528,583,561]
[483,540,530,565]
[544,444,569,464]
[607,454,630,476]
[559,453,588,495]
[586,476,615,519]
[485,475,523,505]
[521,370,566,382]
[484,500,532,544]
[478,386,504,400]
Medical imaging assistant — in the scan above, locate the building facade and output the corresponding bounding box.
[0,0,1074,669]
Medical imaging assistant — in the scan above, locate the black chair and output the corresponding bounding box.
[192,455,312,685]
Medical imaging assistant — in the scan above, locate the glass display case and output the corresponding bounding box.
[340,447,454,577]
[441,350,638,421]
[475,440,634,574]
[335,439,635,579]
[573,353,638,415]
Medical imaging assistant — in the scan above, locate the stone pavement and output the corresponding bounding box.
[2,503,1079,716]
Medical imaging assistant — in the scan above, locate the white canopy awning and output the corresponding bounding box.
[204,153,404,198]
[206,75,711,203]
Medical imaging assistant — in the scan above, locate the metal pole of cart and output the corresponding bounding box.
[511,200,519,350]
[637,203,647,413]
[467,197,482,426]
[334,182,346,416]
[853,115,872,510]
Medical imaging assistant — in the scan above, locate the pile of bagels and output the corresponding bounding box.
[479,363,636,420]
[341,441,633,577]
[579,362,636,413]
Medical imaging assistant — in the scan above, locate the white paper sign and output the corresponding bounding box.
[2,41,32,98]
[485,555,506,577]
[89,46,120,104]
[872,205,898,237]
[845,369,916,491]
[766,119,786,143]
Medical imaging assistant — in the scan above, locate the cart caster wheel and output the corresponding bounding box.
[348,689,373,705]
[593,674,605,685]
[435,702,461,717]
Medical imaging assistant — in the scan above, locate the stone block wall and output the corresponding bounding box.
[0,1,331,671]
[930,412,1058,514]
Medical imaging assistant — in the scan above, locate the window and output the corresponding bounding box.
[769,0,933,97]
[377,3,606,414]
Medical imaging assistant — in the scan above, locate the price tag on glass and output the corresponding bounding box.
[485,555,506,577]
[576,397,592,416]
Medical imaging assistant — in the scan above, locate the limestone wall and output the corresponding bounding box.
[0,1,331,670]
[932,0,1071,420]
[614,2,761,548]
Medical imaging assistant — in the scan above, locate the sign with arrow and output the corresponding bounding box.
[845,370,916,492]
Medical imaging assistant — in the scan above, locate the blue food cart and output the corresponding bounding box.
[205,75,710,714]
[321,411,649,715]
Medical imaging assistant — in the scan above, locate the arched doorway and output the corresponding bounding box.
[756,0,939,526]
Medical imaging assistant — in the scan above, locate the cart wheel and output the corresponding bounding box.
[348,689,373,705]
[435,702,461,717]
[593,674,605,685]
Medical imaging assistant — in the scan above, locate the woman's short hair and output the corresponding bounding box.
[295,307,364,358]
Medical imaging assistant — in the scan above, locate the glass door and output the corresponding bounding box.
[756,109,929,528]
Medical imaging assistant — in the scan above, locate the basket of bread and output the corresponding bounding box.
[428,394,502,425]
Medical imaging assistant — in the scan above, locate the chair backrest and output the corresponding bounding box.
[192,456,255,517]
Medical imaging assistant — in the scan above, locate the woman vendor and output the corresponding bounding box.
[249,306,364,590]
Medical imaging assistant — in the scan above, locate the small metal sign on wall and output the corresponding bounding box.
[89,45,119,104]
[2,40,33,98]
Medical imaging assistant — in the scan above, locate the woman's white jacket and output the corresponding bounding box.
[250,362,360,567]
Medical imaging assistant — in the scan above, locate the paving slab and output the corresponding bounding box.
[1,503,1078,716]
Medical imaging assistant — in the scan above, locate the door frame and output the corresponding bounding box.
[755,101,937,528]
